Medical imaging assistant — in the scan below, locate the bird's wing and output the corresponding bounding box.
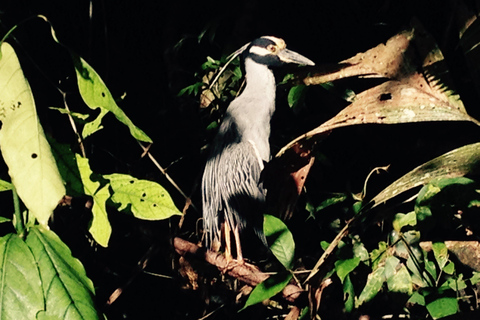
[221,141,266,243]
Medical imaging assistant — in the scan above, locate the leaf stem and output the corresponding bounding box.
[12,186,24,235]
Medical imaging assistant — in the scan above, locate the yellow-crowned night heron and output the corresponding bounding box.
[202,36,314,262]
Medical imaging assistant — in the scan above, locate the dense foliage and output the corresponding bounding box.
[0,1,480,319]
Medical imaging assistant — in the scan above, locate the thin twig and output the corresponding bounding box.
[137,141,197,212]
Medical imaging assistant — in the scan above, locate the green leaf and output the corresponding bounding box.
[241,273,292,311]
[315,194,348,212]
[50,140,111,247]
[343,274,355,312]
[104,173,181,220]
[335,257,360,283]
[264,214,295,269]
[70,52,152,142]
[426,297,458,319]
[76,155,111,247]
[0,179,12,192]
[0,233,43,319]
[287,85,308,109]
[0,42,65,225]
[432,242,449,271]
[49,107,89,121]
[392,212,417,232]
[370,143,480,209]
[385,256,412,294]
[370,241,388,270]
[408,291,425,306]
[26,226,100,319]
[470,271,480,285]
[443,261,455,275]
[356,266,385,307]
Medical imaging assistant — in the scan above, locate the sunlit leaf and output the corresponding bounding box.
[385,256,412,294]
[241,273,292,311]
[0,179,12,192]
[392,212,417,232]
[264,214,295,269]
[0,233,43,319]
[370,241,389,270]
[0,42,65,225]
[70,53,152,142]
[426,297,458,319]
[408,291,425,306]
[432,242,449,271]
[278,25,479,158]
[335,257,360,283]
[26,226,100,319]
[104,173,181,220]
[370,143,480,208]
[76,155,111,247]
[356,266,385,307]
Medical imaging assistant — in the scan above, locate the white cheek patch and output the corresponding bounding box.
[249,46,272,56]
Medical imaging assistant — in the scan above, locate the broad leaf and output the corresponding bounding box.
[0,234,43,319]
[370,143,480,208]
[104,173,181,220]
[356,266,385,307]
[385,256,412,294]
[76,155,111,247]
[426,297,458,319]
[264,214,295,269]
[392,212,417,232]
[241,273,292,311]
[335,257,360,283]
[70,53,152,142]
[50,141,112,247]
[26,226,100,320]
[278,25,479,157]
[0,42,65,225]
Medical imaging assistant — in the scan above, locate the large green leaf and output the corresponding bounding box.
[76,155,111,247]
[0,42,65,225]
[70,53,152,142]
[49,141,111,247]
[104,173,181,220]
[241,273,292,311]
[0,233,43,319]
[370,142,480,208]
[356,266,385,307]
[426,297,458,319]
[264,214,295,269]
[25,226,100,320]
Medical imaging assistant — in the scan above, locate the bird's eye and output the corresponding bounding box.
[267,45,277,53]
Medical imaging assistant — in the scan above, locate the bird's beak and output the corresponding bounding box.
[278,48,315,66]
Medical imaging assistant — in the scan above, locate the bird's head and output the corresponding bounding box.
[243,36,315,68]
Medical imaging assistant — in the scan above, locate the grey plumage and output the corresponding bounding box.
[201,36,314,259]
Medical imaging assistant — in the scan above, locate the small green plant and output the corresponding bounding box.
[0,18,182,318]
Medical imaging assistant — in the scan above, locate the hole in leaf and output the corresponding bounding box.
[101,92,106,97]
[140,199,144,202]
[142,193,146,197]
[379,93,392,101]
[153,203,157,207]
[130,180,135,184]
[31,153,38,159]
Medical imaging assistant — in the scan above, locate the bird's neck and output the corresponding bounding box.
[243,58,276,99]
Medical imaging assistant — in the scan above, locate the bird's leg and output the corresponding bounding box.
[224,221,233,263]
[233,225,244,263]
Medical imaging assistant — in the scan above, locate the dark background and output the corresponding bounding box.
[1,1,479,319]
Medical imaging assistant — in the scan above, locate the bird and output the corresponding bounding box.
[201,36,314,262]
